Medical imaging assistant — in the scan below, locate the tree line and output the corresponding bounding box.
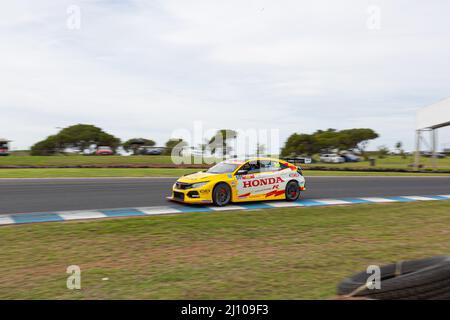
[30,124,379,156]
[280,128,379,157]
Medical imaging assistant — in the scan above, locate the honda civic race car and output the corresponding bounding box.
[167,158,306,206]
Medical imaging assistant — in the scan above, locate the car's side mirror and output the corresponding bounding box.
[235,169,248,175]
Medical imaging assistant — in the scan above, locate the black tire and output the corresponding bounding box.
[285,180,300,201]
[212,183,231,207]
[337,256,450,300]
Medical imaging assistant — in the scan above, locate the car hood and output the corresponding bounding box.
[177,171,225,183]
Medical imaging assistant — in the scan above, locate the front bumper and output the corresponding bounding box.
[167,187,213,204]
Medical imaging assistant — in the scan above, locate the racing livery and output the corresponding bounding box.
[167,158,306,206]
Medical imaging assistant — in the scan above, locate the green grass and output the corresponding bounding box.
[1,155,450,171]
[0,201,449,299]
[0,155,203,166]
[1,155,448,178]
[0,168,447,178]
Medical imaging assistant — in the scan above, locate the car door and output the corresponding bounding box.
[234,160,286,201]
[233,160,260,201]
[256,160,289,199]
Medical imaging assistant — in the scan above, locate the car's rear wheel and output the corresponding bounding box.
[285,180,300,201]
[212,183,231,206]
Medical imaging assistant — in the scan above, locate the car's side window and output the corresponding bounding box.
[235,162,260,175]
[236,163,250,174]
[247,161,261,174]
[260,160,281,172]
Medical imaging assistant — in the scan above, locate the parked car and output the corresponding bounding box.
[138,147,163,155]
[421,151,446,158]
[320,153,345,163]
[0,139,10,156]
[95,146,114,155]
[340,153,361,162]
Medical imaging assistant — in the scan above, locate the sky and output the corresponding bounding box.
[1,0,450,152]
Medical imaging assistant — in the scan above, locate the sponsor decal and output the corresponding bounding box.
[242,174,255,180]
[243,177,285,188]
[238,192,251,198]
[265,190,285,197]
[289,172,300,177]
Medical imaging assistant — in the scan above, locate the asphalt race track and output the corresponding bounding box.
[0,176,449,215]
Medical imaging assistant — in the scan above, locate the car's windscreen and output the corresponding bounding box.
[207,163,240,174]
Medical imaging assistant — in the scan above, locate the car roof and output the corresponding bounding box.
[223,157,285,165]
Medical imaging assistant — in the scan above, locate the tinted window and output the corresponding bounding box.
[259,160,281,172]
[207,162,240,174]
[237,161,260,174]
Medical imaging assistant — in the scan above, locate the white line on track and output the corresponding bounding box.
[266,202,305,208]
[401,196,438,201]
[359,197,398,203]
[0,215,14,225]
[58,211,108,220]
[139,207,183,215]
[314,199,352,205]
[208,205,248,211]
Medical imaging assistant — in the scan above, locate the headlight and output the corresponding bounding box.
[191,181,209,189]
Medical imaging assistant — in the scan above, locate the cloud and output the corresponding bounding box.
[1,0,450,151]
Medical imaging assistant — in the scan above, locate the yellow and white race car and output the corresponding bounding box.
[167,158,306,206]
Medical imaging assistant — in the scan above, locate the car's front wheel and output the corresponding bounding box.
[212,183,231,206]
[285,180,300,201]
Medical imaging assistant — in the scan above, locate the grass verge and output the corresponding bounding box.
[0,168,448,178]
[1,155,450,171]
[0,201,449,299]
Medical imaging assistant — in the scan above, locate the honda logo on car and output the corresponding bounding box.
[243,177,285,188]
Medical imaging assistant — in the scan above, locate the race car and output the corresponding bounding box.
[167,158,306,206]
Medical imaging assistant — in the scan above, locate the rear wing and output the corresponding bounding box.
[281,157,312,165]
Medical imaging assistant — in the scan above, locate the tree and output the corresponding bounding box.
[281,133,317,156]
[30,124,121,155]
[395,141,406,159]
[338,128,379,155]
[281,128,379,157]
[30,135,60,155]
[314,128,343,152]
[123,138,156,155]
[164,138,188,156]
[208,129,238,156]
